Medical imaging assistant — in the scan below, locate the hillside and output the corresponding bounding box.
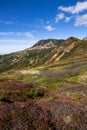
[0,37,82,72]
[0,37,87,130]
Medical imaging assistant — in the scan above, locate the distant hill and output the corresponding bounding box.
[0,36,87,72]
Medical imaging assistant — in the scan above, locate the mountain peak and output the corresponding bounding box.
[66,37,80,42]
[32,39,64,49]
[83,37,87,41]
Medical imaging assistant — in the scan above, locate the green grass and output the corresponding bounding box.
[0,38,87,95]
[26,89,44,98]
[72,93,82,99]
[65,76,78,84]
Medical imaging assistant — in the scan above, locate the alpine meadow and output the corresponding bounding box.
[0,0,87,130]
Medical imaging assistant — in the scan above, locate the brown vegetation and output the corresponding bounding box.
[0,79,87,130]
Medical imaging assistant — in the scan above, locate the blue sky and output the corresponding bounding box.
[0,0,87,54]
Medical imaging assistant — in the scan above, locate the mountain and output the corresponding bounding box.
[0,36,86,72]
[32,39,64,48]
[0,36,87,130]
[83,37,87,41]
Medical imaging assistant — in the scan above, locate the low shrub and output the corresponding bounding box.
[72,93,81,99]
[26,89,44,98]
[1,92,27,102]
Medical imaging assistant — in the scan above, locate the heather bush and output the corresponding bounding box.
[26,89,45,98]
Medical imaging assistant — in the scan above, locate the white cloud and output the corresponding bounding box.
[59,6,74,13]
[46,21,50,24]
[45,25,55,31]
[0,21,14,25]
[55,13,72,23]
[0,40,29,54]
[55,13,64,23]
[0,40,28,44]
[0,32,14,36]
[58,1,87,14]
[0,32,34,39]
[4,21,14,25]
[25,32,34,38]
[57,1,87,26]
[65,17,72,22]
[75,14,87,26]
[0,39,37,54]
[15,32,22,36]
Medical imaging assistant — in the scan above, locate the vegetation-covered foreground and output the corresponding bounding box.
[0,37,87,130]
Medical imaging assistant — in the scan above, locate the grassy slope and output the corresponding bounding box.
[0,40,63,72]
[0,37,79,72]
[0,38,87,129]
[0,38,87,93]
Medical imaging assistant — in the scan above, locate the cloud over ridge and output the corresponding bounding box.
[58,1,87,14]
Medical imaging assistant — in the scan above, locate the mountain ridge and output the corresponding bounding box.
[0,36,87,72]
